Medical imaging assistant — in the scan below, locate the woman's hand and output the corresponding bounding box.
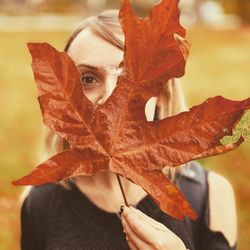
[121,206,186,250]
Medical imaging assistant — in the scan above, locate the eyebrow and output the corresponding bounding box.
[77,63,100,71]
[77,63,124,76]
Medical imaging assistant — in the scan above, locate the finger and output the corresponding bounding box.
[126,235,138,250]
[122,207,155,245]
[121,214,151,249]
[129,206,167,231]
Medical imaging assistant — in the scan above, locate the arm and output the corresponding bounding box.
[20,184,56,250]
[202,172,237,250]
[121,206,187,250]
[20,196,38,250]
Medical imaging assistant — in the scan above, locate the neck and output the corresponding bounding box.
[73,169,133,193]
[73,169,148,209]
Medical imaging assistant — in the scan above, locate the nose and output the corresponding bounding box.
[96,74,118,106]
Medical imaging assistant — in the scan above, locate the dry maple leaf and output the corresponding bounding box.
[13,0,250,220]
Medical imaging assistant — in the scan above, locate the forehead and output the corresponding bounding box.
[67,28,123,68]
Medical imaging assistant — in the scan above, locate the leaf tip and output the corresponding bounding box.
[27,42,54,54]
[12,172,48,186]
[12,178,27,186]
[119,0,136,22]
[177,203,198,221]
[188,209,198,221]
[27,42,36,53]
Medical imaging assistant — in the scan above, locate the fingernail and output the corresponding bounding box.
[119,205,124,215]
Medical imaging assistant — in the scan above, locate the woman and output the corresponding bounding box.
[21,10,237,250]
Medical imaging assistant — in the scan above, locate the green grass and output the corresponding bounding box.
[0,28,250,249]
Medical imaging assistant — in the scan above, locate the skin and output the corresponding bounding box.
[67,28,187,250]
[121,206,186,250]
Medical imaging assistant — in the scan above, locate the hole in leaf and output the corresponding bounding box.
[145,97,157,121]
[130,0,161,18]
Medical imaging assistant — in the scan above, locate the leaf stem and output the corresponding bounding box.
[116,174,129,206]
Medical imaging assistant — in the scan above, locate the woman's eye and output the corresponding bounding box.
[80,74,99,89]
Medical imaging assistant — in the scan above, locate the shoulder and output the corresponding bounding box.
[20,184,64,249]
[208,171,235,199]
[207,171,237,247]
[21,183,65,214]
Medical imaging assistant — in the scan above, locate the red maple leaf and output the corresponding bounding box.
[13,0,250,220]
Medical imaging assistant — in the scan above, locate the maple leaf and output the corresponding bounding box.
[13,0,250,220]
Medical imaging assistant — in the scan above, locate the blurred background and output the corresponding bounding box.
[0,0,249,249]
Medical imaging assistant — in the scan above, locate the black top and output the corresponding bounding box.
[20,162,236,250]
